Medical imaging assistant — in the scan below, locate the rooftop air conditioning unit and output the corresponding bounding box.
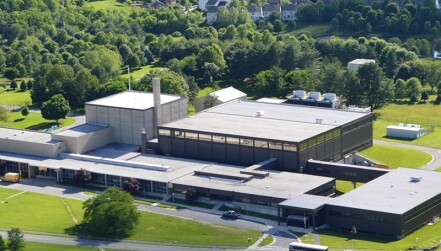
[410,176,422,182]
[257,110,265,116]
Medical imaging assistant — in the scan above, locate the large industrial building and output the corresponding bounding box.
[0,83,439,240]
[157,100,373,172]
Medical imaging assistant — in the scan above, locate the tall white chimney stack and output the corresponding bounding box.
[153,78,162,138]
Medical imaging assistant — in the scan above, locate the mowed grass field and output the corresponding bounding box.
[374,95,441,149]
[85,0,133,11]
[0,89,32,107]
[360,145,432,168]
[0,111,75,130]
[0,187,261,247]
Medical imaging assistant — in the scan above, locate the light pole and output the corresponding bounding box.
[416,237,419,251]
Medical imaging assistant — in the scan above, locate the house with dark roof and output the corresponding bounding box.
[262,4,281,21]
[281,3,297,21]
[206,6,219,25]
[246,5,263,22]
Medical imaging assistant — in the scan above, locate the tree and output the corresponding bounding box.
[135,70,189,97]
[421,91,429,102]
[405,77,424,100]
[82,188,140,238]
[7,228,24,251]
[123,178,142,195]
[203,94,218,109]
[10,80,17,90]
[20,82,26,92]
[185,187,199,201]
[0,235,5,251]
[73,169,92,186]
[21,107,29,117]
[41,94,70,124]
[4,68,19,81]
[357,63,393,111]
[0,108,9,123]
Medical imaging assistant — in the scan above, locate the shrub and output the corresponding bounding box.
[9,80,17,89]
[21,107,29,116]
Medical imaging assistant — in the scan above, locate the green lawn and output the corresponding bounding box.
[197,87,215,98]
[0,111,75,130]
[285,24,340,37]
[373,96,441,149]
[0,89,32,107]
[316,219,441,251]
[336,180,364,195]
[360,145,432,168]
[120,65,165,80]
[24,242,125,251]
[85,0,133,11]
[435,167,441,172]
[0,188,82,233]
[131,212,261,246]
[0,187,261,247]
[258,235,274,247]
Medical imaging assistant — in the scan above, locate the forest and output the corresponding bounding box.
[0,0,440,112]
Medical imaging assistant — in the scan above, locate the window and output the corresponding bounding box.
[255,140,268,148]
[240,138,253,146]
[317,135,325,144]
[199,133,211,142]
[92,173,105,186]
[62,169,74,182]
[308,138,316,147]
[152,181,166,194]
[334,128,341,137]
[185,132,198,140]
[174,130,184,138]
[269,141,283,150]
[143,180,152,192]
[299,142,308,151]
[283,143,297,152]
[107,175,121,187]
[325,131,333,141]
[226,137,239,145]
[212,135,225,143]
[158,129,170,136]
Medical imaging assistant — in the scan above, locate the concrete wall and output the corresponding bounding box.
[85,97,187,145]
[0,138,65,158]
[51,127,113,154]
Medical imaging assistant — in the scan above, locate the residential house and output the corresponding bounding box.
[246,5,263,22]
[199,0,231,10]
[194,86,247,112]
[262,4,281,21]
[207,6,219,25]
[281,3,297,21]
[147,0,165,8]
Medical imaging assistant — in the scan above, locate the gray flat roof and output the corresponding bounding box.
[86,91,182,110]
[54,124,109,137]
[172,167,335,200]
[162,101,370,142]
[0,128,58,144]
[326,168,441,214]
[279,194,334,211]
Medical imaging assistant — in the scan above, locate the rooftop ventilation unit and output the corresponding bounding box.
[256,110,265,116]
[410,176,422,182]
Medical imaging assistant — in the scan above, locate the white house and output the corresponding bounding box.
[262,4,281,21]
[246,5,263,22]
[194,86,247,112]
[281,3,297,21]
[347,59,376,71]
[206,6,219,25]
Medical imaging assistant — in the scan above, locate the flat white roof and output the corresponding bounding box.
[327,168,441,214]
[162,101,370,142]
[348,59,376,65]
[54,124,109,137]
[209,87,246,103]
[0,128,58,144]
[86,91,182,110]
[387,125,421,132]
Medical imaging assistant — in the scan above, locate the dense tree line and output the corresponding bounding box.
[1,0,440,112]
[297,0,441,35]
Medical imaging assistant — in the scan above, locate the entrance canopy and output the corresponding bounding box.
[279,194,334,212]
